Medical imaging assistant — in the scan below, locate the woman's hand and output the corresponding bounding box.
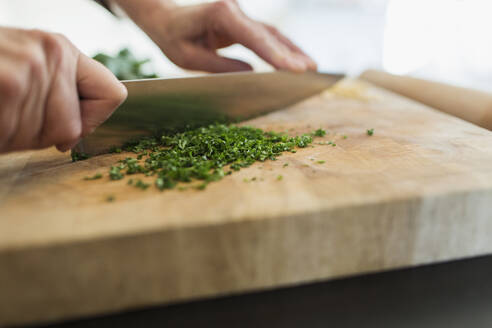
[115,0,317,73]
[0,27,127,153]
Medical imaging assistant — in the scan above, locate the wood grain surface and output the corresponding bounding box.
[2,79,492,327]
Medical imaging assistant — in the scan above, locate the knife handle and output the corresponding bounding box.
[360,69,492,130]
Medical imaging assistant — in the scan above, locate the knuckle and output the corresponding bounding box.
[52,116,82,146]
[65,120,82,143]
[58,130,81,150]
[41,33,64,64]
[25,28,48,40]
[0,75,23,100]
[22,49,45,79]
[267,25,279,34]
[0,105,19,151]
[212,0,235,15]
[50,32,69,44]
[0,116,16,143]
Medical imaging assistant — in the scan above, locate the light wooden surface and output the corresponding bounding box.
[2,79,492,327]
[360,69,492,130]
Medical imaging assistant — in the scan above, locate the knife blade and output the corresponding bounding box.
[74,71,344,155]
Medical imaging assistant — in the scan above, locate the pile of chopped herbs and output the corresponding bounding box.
[98,124,315,191]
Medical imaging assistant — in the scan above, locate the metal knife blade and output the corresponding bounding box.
[74,71,344,155]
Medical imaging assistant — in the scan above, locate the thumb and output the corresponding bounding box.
[179,44,253,73]
[77,53,127,137]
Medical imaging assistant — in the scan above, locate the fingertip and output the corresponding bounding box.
[211,56,253,73]
[55,143,71,153]
[113,80,128,108]
[305,57,318,71]
[233,61,254,72]
[285,56,307,73]
[56,139,81,152]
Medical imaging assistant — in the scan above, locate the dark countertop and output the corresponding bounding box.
[39,255,492,328]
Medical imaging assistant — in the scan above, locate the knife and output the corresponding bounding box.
[74,71,344,155]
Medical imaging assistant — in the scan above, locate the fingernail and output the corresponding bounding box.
[308,58,318,71]
[287,57,307,72]
[56,144,69,152]
[56,140,79,153]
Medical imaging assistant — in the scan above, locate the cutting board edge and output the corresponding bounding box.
[2,187,492,326]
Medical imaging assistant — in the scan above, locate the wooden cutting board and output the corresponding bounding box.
[2,79,492,327]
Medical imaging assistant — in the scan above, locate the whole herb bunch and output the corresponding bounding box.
[92,48,158,80]
[107,124,313,190]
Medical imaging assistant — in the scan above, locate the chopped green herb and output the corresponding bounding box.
[134,179,150,190]
[332,143,337,147]
[367,129,374,136]
[252,177,257,181]
[109,166,124,180]
[313,128,326,137]
[317,160,326,164]
[86,124,325,191]
[71,151,90,162]
[283,163,289,167]
[243,178,250,183]
[195,182,208,190]
[109,147,122,154]
[277,175,283,181]
[343,135,348,139]
[84,173,102,180]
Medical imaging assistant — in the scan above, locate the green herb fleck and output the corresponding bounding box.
[367,129,374,136]
[195,182,208,190]
[109,166,124,180]
[277,175,283,181]
[343,135,348,139]
[313,128,326,137]
[283,163,289,167]
[109,147,122,154]
[71,151,90,162]
[134,179,150,190]
[84,173,102,180]
[317,160,326,164]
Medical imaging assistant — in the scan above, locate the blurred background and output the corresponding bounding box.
[0,0,490,91]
